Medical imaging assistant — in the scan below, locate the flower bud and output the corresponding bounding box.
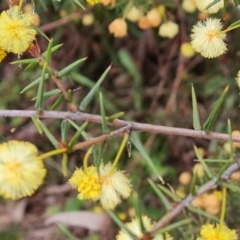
[126,6,143,22]
[138,16,151,29]
[182,0,197,13]
[146,9,161,27]
[178,172,192,185]
[108,18,127,38]
[82,13,95,26]
[180,42,195,58]
[193,163,204,178]
[158,21,179,38]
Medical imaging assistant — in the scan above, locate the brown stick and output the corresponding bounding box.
[0,110,239,143]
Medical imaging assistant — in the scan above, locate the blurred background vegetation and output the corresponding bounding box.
[0,0,240,239]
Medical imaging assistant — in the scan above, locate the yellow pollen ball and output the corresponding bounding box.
[0,6,37,54]
[69,166,101,200]
[0,140,46,200]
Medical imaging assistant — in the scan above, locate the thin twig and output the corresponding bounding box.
[150,158,240,234]
[72,125,131,151]
[0,110,240,143]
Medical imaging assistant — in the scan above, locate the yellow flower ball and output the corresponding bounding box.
[195,0,224,14]
[82,13,95,26]
[178,172,192,185]
[0,6,37,54]
[69,166,101,200]
[180,42,195,58]
[191,18,227,58]
[158,21,179,38]
[69,162,132,210]
[0,140,46,200]
[108,18,127,38]
[182,0,197,13]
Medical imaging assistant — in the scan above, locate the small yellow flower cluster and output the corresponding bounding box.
[69,162,132,210]
[107,5,179,39]
[197,223,237,240]
[0,140,46,200]
[0,2,37,61]
[192,191,222,215]
[116,215,173,240]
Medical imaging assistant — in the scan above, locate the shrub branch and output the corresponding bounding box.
[0,109,239,143]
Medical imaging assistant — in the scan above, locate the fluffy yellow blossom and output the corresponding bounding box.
[69,166,101,200]
[87,0,100,5]
[117,215,173,240]
[69,163,132,210]
[191,18,227,58]
[146,9,161,27]
[99,163,132,210]
[0,6,36,54]
[0,48,7,62]
[195,0,224,14]
[182,0,197,13]
[196,223,237,240]
[0,140,46,200]
[108,18,127,38]
[158,21,179,38]
[126,6,143,22]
